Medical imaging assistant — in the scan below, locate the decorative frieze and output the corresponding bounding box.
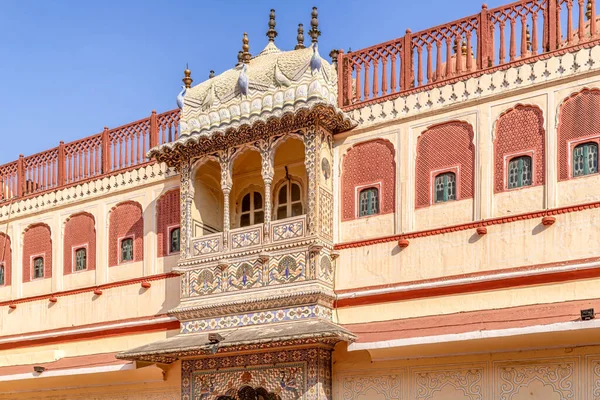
[272,216,306,242]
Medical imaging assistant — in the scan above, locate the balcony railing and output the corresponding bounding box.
[0,109,179,202]
[338,0,600,109]
[189,215,307,259]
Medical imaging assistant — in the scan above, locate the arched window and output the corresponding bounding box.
[276,181,303,220]
[358,187,379,217]
[508,156,532,188]
[75,248,87,271]
[170,227,180,253]
[434,172,456,203]
[121,238,134,262]
[573,142,598,177]
[240,191,264,227]
[33,257,44,279]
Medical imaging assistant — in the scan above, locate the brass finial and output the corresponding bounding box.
[309,7,321,43]
[586,0,592,20]
[242,32,251,64]
[295,23,305,49]
[329,49,339,71]
[526,25,532,50]
[461,38,468,55]
[237,51,243,66]
[209,70,215,79]
[182,63,192,88]
[266,9,277,42]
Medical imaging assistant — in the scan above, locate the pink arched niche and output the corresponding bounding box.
[415,121,475,208]
[63,212,96,274]
[22,223,52,282]
[494,104,545,192]
[341,139,396,221]
[557,88,600,181]
[108,201,143,267]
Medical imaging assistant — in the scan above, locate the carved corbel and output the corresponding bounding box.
[258,252,271,264]
[330,251,340,260]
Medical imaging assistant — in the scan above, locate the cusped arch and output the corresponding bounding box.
[156,188,181,257]
[341,138,396,220]
[63,212,96,274]
[22,223,52,282]
[557,88,600,180]
[415,121,475,207]
[108,200,143,266]
[493,104,545,192]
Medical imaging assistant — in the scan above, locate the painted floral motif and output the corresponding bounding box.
[272,219,304,242]
[229,262,261,290]
[231,228,261,248]
[193,236,221,255]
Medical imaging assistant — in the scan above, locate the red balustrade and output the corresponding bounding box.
[0,109,180,203]
[338,0,599,109]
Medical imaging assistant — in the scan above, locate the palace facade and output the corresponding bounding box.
[2,1,600,399]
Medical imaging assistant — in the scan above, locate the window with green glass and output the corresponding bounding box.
[508,156,532,189]
[170,227,180,253]
[33,257,44,279]
[573,142,598,177]
[121,238,134,262]
[0,264,4,286]
[75,248,87,271]
[359,187,379,217]
[434,172,456,203]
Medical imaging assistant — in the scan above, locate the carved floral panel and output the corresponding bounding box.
[495,360,576,400]
[341,373,402,399]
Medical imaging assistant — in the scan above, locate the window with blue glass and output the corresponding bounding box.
[508,156,532,189]
[359,187,379,217]
[75,248,87,271]
[434,172,456,203]
[121,238,134,262]
[573,142,598,177]
[170,227,180,253]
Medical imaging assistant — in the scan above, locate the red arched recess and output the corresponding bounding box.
[494,105,545,192]
[23,223,52,282]
[157,189,180,257]
[558,88,600,181]
[64,212,96,274]
[109,201,143,267]
[341,139,396,221]
[415,121,475,208]
[0,233,11,286]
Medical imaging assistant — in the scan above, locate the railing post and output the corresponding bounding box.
[401,29,413,91]
[101,127,111,173]
[478,4,491,69]
[16,154,24,197]
[547,0,559,51]
[336,49,345,108]
[57,141,66,186]
[149,110,158,148]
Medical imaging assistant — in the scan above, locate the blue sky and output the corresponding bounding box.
[0,0,507,164]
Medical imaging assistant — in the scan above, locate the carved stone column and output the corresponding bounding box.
[218,150,234,250]
[304,126,320,236]
[255,139,274,242]
[179,160,193,259]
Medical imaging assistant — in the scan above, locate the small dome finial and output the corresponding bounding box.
[295,23,305,50]
[209,70,215,79]
[266,9,277,42]
[309,7,321,43]
[182,63,192,88]
[242,32,251,64]
[586,0,592,20]
[526,25,532,50]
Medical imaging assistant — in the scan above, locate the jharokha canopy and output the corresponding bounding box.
[148,8,355,166]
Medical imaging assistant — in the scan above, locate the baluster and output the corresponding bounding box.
[43,160,47,189]
[499,21,506,63]
[119,138,124,170]
[372,58,379,97]
[456,37,463,74]
[137,131,142,164]
[466,33,473,71]
[436,40,443,81]
[381,58,388,95]
[95,146,100,175]
[390,53,397,92]
[129,134,134,167]
[143,131,147,158]
[532,13,539,55]
[363,62,370,99]
[579,0,585,41]
[521,16,528,56]
[490,25,496,66]
[445,37,452,77]
[85,148,89,178]
[510,18,517,61]
[426,43,433,83]
[161,124,166,144]
[355,65,361,102]
[417,46,423,86]
[567,1,574,44]
[592,0,597,38]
